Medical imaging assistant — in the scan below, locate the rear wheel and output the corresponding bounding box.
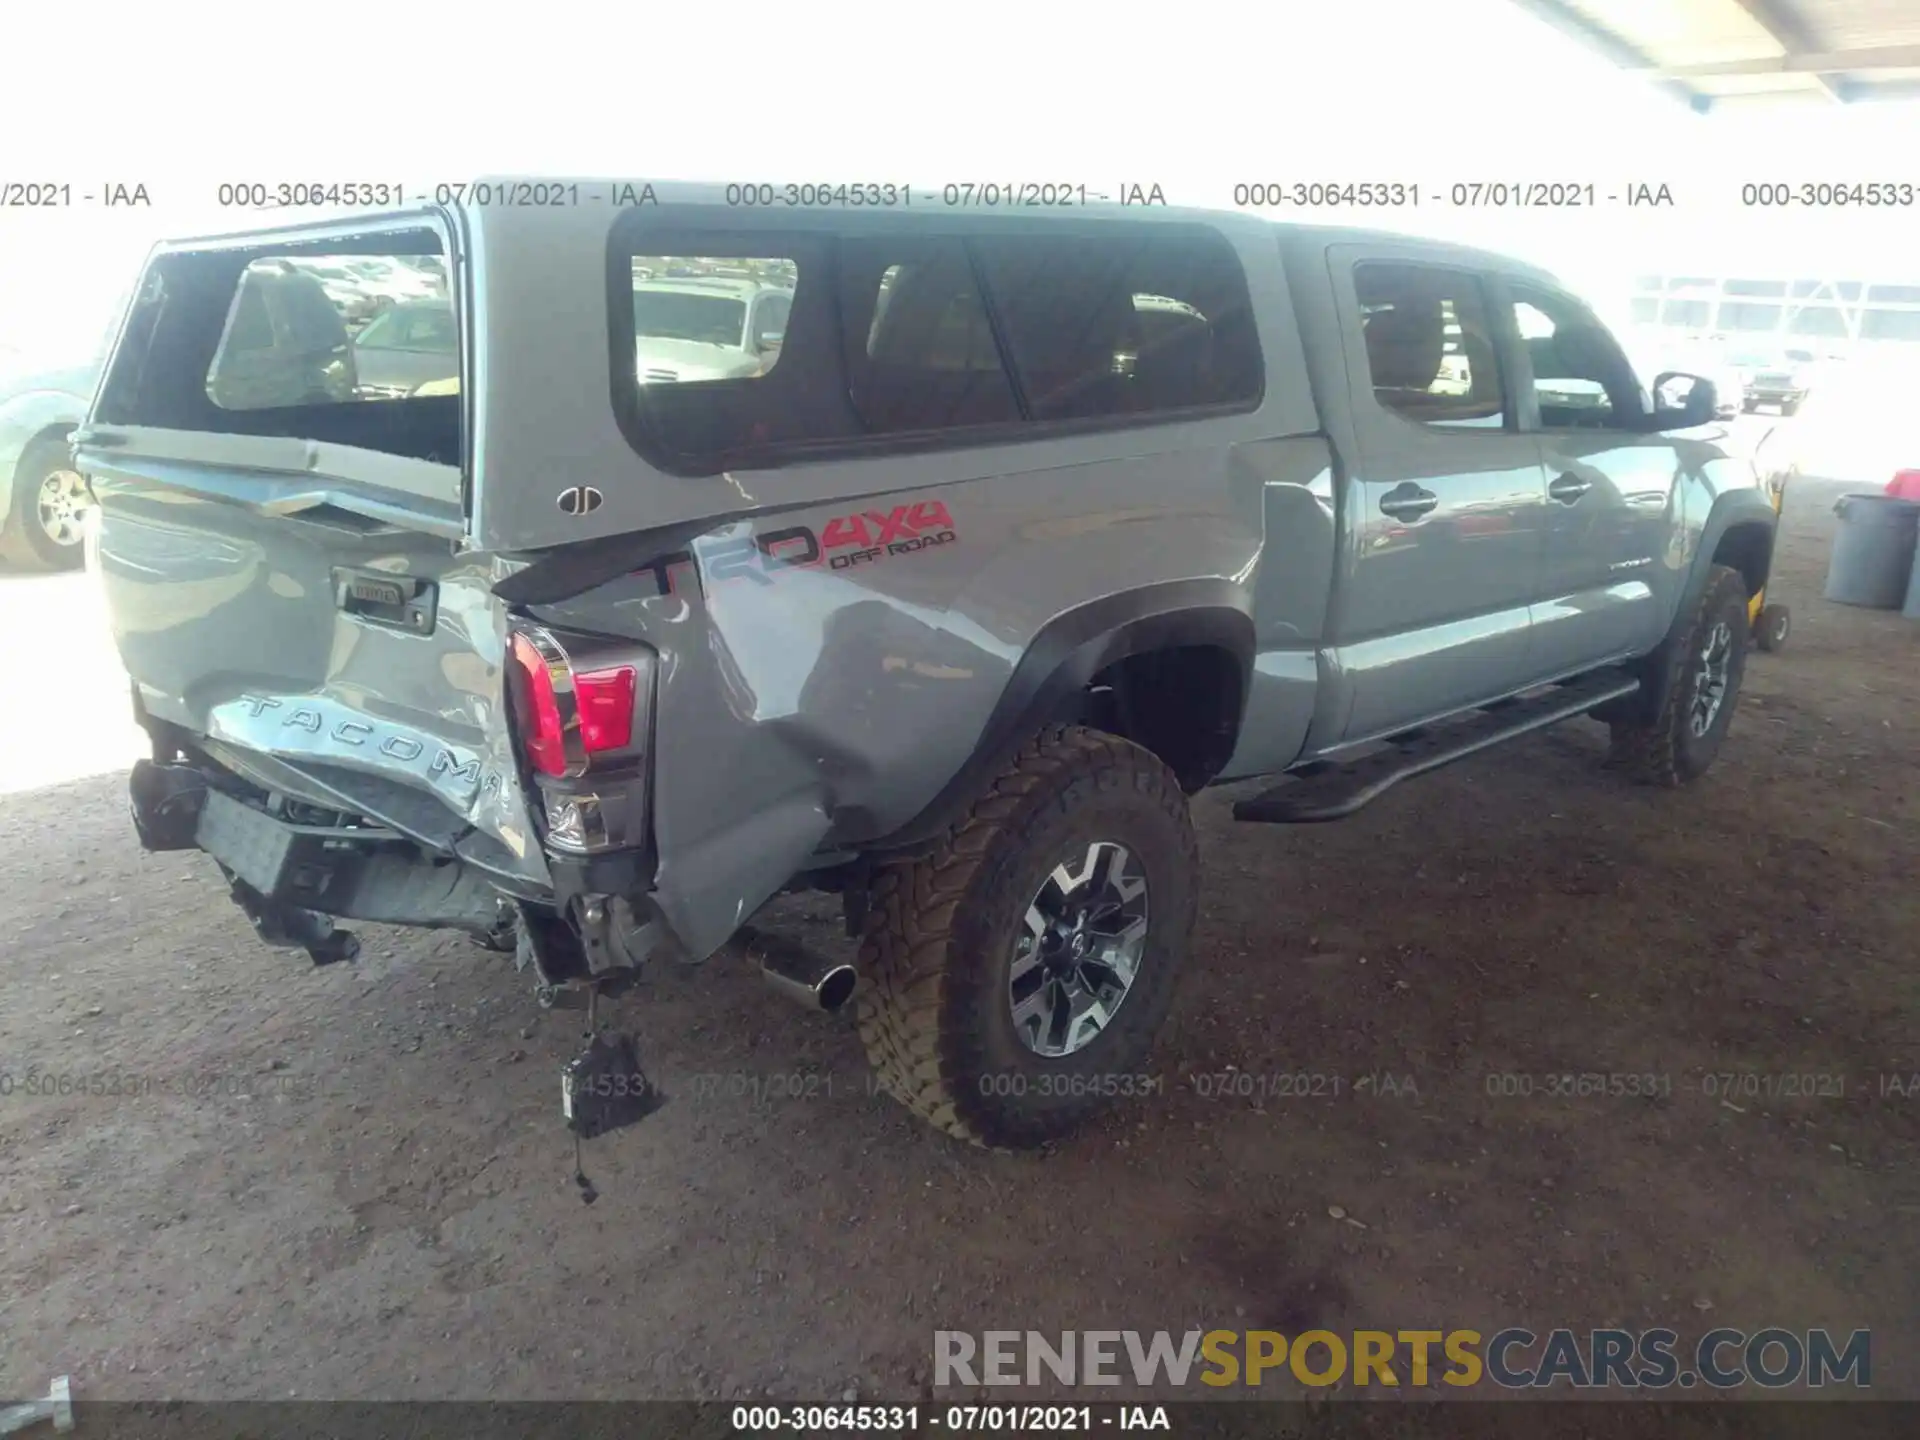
[856,726,1198,1148]
[1,435,88,571]
[1609,565,1751,786]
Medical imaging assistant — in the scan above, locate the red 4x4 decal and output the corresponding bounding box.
[630,499,960,598]
[821,501,956,550]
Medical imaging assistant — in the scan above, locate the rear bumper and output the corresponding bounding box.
[131,758,517,936]
[130,753,667,975]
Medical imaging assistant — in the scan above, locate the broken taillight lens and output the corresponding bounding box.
[508,632,638,778]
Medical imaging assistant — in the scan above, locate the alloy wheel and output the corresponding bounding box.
[35,468,89,550]
[1008,840,1150,1058]
[1689,619,1734,737]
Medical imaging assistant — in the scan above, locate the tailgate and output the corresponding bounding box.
[75,215,548,890]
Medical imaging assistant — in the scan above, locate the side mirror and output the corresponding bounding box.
[1651,370,1716,430]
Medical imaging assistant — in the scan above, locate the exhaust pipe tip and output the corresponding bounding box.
[739,926,859,1013]
[808,962,859,1013]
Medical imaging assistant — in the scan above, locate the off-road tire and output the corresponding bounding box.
[1,434,85,571]
[855,726,1198,1149]
[1608,564,1751,786]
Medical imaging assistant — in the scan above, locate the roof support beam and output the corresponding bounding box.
[1506,0,1713,111]
[1644,43,1920,81]
[1722,0,1848,101]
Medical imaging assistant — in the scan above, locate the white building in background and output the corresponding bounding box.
[1629,274,1920,349]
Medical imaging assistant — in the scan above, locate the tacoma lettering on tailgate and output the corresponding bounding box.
[230,694,503,802]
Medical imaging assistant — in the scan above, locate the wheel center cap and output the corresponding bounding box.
[1070,932,1091,958]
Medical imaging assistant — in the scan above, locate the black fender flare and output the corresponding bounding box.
[1694,487,1778,598]
[1629,487,1777,724]
[866,579,1255,854]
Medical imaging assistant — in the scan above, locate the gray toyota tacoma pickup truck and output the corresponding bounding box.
[78,182,1774,1155]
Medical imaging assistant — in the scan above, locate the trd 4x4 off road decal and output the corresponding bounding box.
[632,501,958,598]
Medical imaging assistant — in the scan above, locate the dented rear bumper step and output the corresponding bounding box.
[130,760,513,937]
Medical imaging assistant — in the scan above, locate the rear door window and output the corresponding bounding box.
[1353,262,1508,430]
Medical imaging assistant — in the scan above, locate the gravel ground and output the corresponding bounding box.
[1,462,1916,1412]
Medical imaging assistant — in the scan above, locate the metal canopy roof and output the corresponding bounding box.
[1510,0,1920,109]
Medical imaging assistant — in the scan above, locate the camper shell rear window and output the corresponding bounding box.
[96,226,461,466]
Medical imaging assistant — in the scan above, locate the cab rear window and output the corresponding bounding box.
[610,218,1263,474]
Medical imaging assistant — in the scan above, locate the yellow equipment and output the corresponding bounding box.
[1750,427,1792,652]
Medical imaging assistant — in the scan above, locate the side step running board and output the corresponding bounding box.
[1233,669,1640,825]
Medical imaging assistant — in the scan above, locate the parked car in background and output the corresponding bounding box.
[1730,345,1817,415]
[350,300,458,398]
[631,276,793,383]
[0,292,131,570]
[287,259,387,326]
[0,357,99,569]
[344,257,442,304]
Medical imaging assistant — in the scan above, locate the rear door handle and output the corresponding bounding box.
[1549,473,1592,503]
[1379,485,1438,521]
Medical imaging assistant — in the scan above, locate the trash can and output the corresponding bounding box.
[1906,524,1920,619]
[1824,493,1920,610]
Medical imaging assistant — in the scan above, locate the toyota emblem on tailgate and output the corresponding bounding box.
[557,485,604,515]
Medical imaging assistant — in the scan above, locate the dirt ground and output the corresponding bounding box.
[2,461,1916,1410]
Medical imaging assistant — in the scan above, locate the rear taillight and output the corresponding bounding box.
[507,630,641,779]
[575,666,638,755]
[506,626,655,858]
[508,632,568,776]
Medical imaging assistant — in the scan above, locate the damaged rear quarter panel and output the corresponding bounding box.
[476,195,1324,959]
[528,446,1275,961]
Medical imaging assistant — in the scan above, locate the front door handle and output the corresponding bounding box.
[1379,485,1438,521]
[1549,473,1592,503]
